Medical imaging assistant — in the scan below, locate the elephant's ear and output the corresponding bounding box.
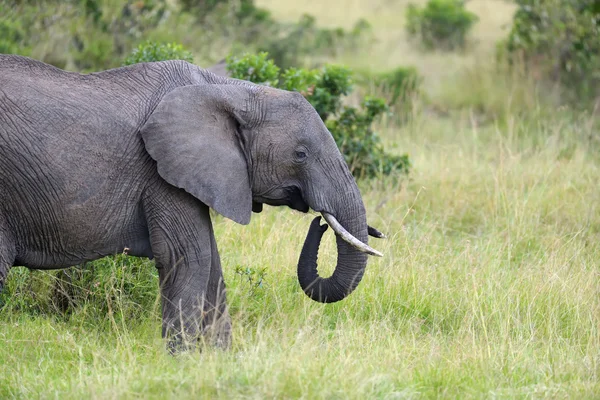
[140,84,257,225]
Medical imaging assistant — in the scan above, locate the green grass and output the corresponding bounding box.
[2,0,600,398]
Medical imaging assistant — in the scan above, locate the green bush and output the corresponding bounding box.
[123,41,194,65]
[227,52,410,178]
[327,97,411,178]
[306,64,353,121]
[225,52,280,86]
[279,63,353,121]
[227,53,353,120]
[505,0,600,102]
[406,0,478,50]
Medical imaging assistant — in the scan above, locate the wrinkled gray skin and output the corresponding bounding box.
[0,54,374,351]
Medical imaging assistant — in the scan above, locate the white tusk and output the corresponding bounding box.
[322,212,383,257]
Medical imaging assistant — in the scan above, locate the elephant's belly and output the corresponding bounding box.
[14,227,153,269]
[12,202,154,270]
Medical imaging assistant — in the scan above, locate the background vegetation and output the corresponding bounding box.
[1,0,599,398]
[406,0,479,50]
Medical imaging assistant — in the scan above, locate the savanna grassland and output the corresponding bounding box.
[1,0,600,398]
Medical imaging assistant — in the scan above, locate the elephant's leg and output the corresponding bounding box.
[201,224,231,349]
[0,224,16,292]
[0,258,12,293]
[143,185,213,353]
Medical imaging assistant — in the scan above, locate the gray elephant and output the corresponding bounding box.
[0,54,384,351]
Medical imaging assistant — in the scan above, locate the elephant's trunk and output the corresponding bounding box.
[297,204,371,303]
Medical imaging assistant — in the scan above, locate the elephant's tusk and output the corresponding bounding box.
[368,225,386,239]
[322,213,383,257]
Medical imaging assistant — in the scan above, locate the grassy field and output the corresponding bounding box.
[2,0,600,398]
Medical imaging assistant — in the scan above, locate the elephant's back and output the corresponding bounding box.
[0,57,146,187]
[0,54,69,78]
[0,55,156,235]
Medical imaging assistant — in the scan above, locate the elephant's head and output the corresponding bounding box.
[140,80,383,303]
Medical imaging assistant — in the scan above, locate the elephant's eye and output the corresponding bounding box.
[295,150,308,161]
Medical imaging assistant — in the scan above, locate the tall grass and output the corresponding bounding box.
[2,0,600,398]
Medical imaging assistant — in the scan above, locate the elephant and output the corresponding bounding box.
[0,54,384,351]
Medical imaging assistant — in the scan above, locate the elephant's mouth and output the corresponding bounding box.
[256,185,309,213]
[286,186,309,213]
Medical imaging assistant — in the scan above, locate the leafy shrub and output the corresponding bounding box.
[279,63,353,120]
[306,64,353,121]
[123,41,194,65]
[227,53,353,120]
[505,0,600,102]
[406,0,478,50]
[227,52,410,178]
[280,66,320,93]
[327,97,411,178]
[225,52,280,86]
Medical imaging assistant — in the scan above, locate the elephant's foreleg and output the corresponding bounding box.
[143,185,213,353]
[0,224,16,292]
[201,223,231,349]
[0,260,11,293]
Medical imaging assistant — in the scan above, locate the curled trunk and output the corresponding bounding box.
[297,214,369,303]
